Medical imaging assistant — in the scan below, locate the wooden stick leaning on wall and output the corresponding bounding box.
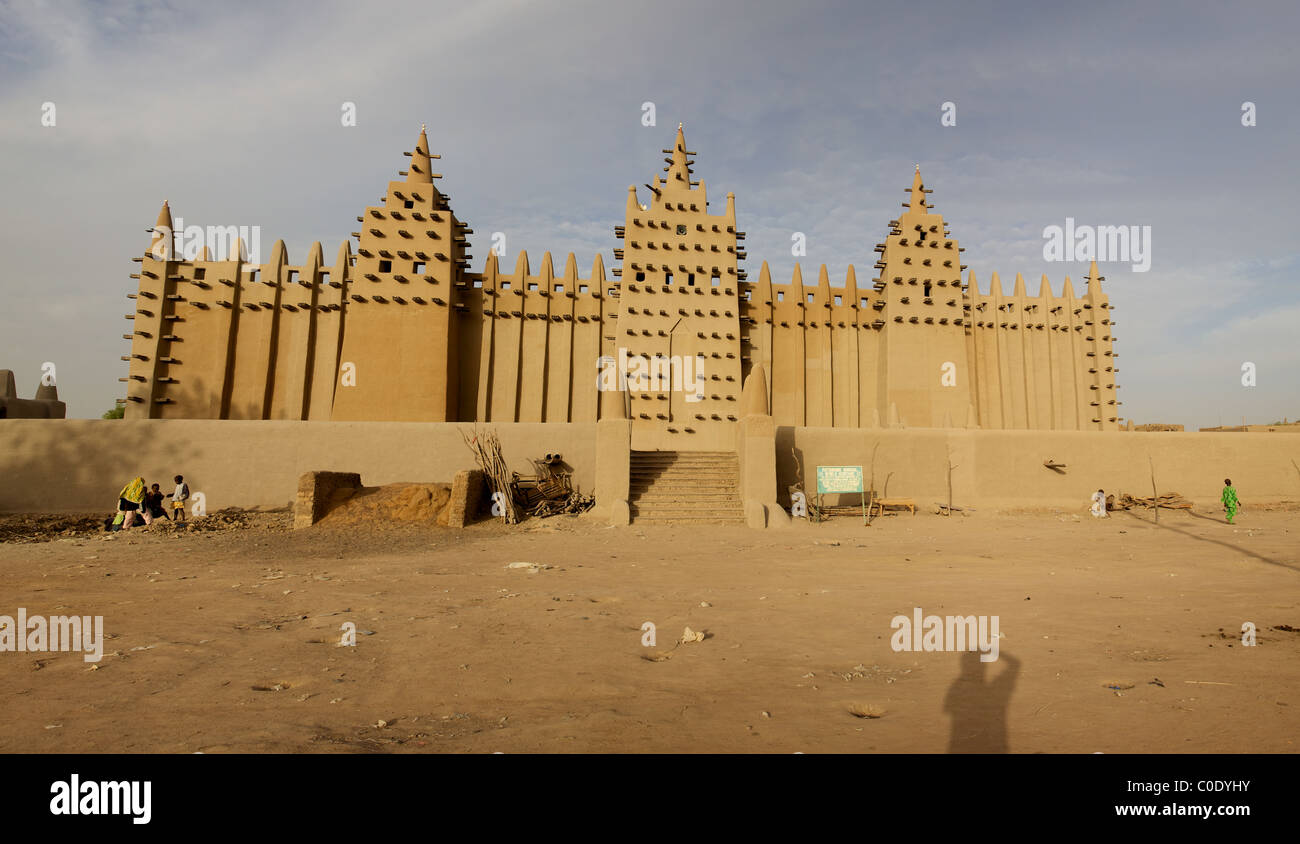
[461,427,521,524]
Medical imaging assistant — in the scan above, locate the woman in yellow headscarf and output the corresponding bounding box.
[117,476,149,528]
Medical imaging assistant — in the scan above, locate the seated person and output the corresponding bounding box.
[146,483,171,520]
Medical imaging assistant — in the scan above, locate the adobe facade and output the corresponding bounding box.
[121,125,1120,442]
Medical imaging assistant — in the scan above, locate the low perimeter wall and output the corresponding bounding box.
[0,420,597,514]
[1,420,1296,516]
[780,428,1300,510]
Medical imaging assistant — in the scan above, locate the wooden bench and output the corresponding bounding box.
[871,497,916,516]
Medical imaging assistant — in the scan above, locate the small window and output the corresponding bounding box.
[687,273,695,286]
[743,289,751,301]
[635,272,645,282]
[665,272,673,285]
[676,224,687,235]
[833,295,842,306]
[579,284,589,293]
[555,284,564,292]
[349,257,356,267]
[193,268,206,280]
[859,297,867,308]
[501,282,511,290]
[286,270,298,285]
[473,279,483,288]
[777,291,784,302]
[404,200,414,209]
[711,274,721,287]
[923,281,932,297]
[806,294,814,304]
[528,283,538,292]
[413,261,425,274]
[378,259,392,273]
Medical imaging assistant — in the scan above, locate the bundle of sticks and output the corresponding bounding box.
[1112,491,1193,511]
[513,467,594,517]
[529,489,595,518]
[461,427,521,524]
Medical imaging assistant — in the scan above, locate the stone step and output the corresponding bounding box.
[630,463,737,470]
[630,509,746,519]
[630,512,745,523]
[631,458,737,465]
[630,473,737,483]
[631,455,737,461]
[631,456,737,462]
[631,518,746,525]
[630,482,738,492]
[631,494,740,504]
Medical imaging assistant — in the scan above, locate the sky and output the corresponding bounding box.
[1,0,1297,428]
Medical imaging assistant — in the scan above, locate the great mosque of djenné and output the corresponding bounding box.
[121,123,1119,446]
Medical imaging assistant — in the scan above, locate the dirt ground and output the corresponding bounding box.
[1,502,1297,753]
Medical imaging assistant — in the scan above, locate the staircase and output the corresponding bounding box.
[629,451,745,524]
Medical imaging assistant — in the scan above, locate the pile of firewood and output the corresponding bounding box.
[1112,491,1193,511]
[513,455,593,517]
[461,433,594,521]
[461,427,522,524]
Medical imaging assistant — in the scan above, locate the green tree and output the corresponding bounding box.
[102,405,125,419]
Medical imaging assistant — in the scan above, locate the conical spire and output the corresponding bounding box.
[907,166,928,213]
[1085,260,1104,295]
[149,199,173,258]
[664,123,693,187]
[407,124,433,184]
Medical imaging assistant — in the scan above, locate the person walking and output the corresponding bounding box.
[1221,478,1240,524]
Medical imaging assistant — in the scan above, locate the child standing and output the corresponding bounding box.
[171,475,190,522]
[1221,478,1240,524]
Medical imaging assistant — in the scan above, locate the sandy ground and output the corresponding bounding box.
[1,503,1297,753]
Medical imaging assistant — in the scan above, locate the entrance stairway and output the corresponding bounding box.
[628,451,744,524]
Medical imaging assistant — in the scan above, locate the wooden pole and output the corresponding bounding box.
[946,446,956,517]
[867,441,879,525]
[1148,456,1158,525]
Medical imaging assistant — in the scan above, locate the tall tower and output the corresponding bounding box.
[331,126,471,421]
[876,167,971,427]
[612,125,746,447]
[123,200,176,419]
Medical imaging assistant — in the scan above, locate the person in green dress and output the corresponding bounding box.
[1221,478,1240,524]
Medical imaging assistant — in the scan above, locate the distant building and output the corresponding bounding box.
[120,125,1120,438]
[0,370,65,419]
[1199,422,1300,433]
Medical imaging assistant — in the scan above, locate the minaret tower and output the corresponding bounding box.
[331,125,472,421]
[876,166,971,427]
[612,124,746,445]
[123,200,176,418]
